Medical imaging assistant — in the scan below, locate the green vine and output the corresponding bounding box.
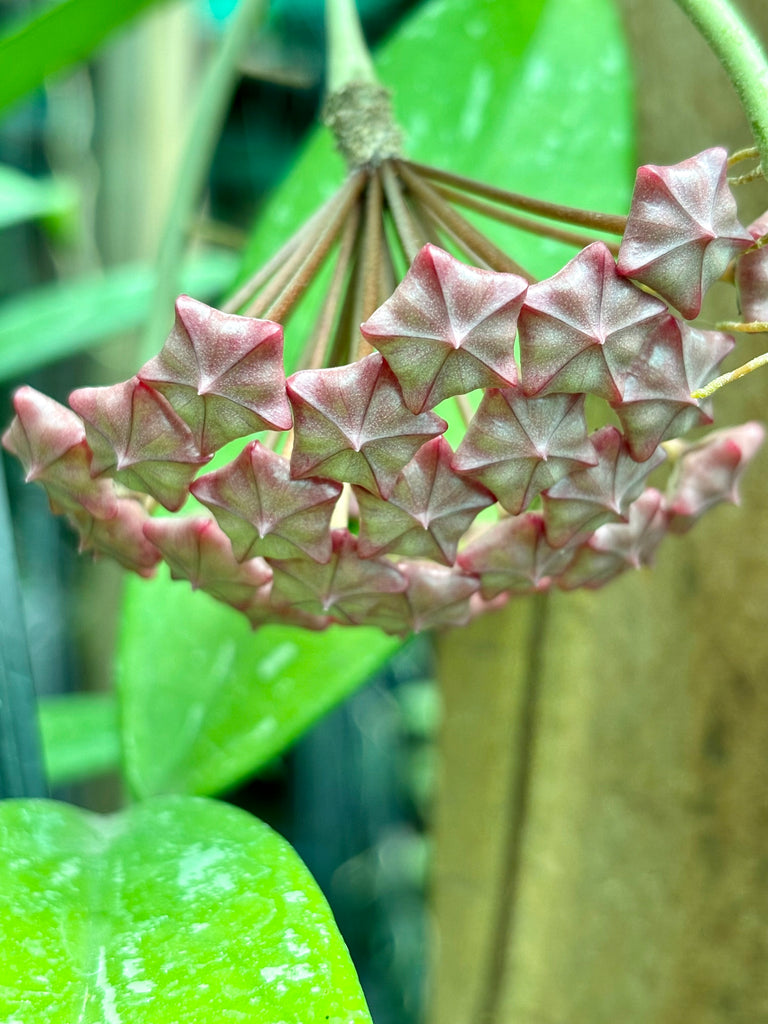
[673,0,768,178]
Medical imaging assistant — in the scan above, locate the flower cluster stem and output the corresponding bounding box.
[325,0,376,94]
[303,206,361,369]
[261,172,367,323]
[222,191,341,314]
[405,159,628,235]
[673,0,768,179]
[430,183,621,255]
[398,162,536,280]
[381,162,425,263]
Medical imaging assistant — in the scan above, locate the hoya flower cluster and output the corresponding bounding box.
[3,148,764,636]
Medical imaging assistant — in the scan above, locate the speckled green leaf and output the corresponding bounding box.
[118,567,400,798]
[0,795,372,1024]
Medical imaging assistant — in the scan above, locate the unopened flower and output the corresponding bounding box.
[3,146,765,635]
[617,147,752,318]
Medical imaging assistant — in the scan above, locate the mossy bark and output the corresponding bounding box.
[429,3,768,1022]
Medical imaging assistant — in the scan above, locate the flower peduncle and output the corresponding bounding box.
[322,0,403,169]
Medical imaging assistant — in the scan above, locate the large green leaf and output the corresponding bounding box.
[0,250,238,383]
[117,0,633,797]
[0,795,372,1023]
[0,0,173,117]
[119,568,400,797]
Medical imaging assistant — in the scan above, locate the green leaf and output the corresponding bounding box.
[116,0,634,797]
[38,693,120,787]
[0,165,76,231]
[0,0,173,117]
[0,795,372,1023]
[118,567,400,797]
[0,250,238,383]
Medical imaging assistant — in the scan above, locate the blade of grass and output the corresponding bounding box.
[141,0,269,361]
[0,453,46,798]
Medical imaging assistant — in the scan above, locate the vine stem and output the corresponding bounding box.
[673,0,768,177]
[140,0,269,361]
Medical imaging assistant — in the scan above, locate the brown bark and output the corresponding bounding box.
[429,3,768,1022]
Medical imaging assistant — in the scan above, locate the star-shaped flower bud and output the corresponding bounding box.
[353,437,494,565]
[395,562,481,634]
[613,318,734,461]
[457,512,575,599]
[143,516,272,609]
[557,488,668,590]
[518,242,668,401]
[735,210,768,323]
[2,386,117,519]
[541,426,666,547]
[243,587,331,632]
[666,421,765,533]
[617,148,752,319]
[69,498,162,577]
[269,529,408,626]
[287,353,447,497]
[452,390,597,513]
[190,441,341,564]
[69,378,210,511]
[138,295,292,454]
[360,244,526,413]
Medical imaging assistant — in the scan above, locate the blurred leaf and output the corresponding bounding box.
[0,795,372,1023]
[118,568,400,797]
[38,692,120,786]
[0,0,173,116]
[0,164,76,231]
[0,249,238,383]
[117,0,633,797]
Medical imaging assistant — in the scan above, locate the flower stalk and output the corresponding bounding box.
[692,349,768,398]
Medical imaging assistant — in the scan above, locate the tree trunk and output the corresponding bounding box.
[429,3,768,1022]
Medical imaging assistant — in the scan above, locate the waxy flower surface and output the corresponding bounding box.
[3,149,765,636]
